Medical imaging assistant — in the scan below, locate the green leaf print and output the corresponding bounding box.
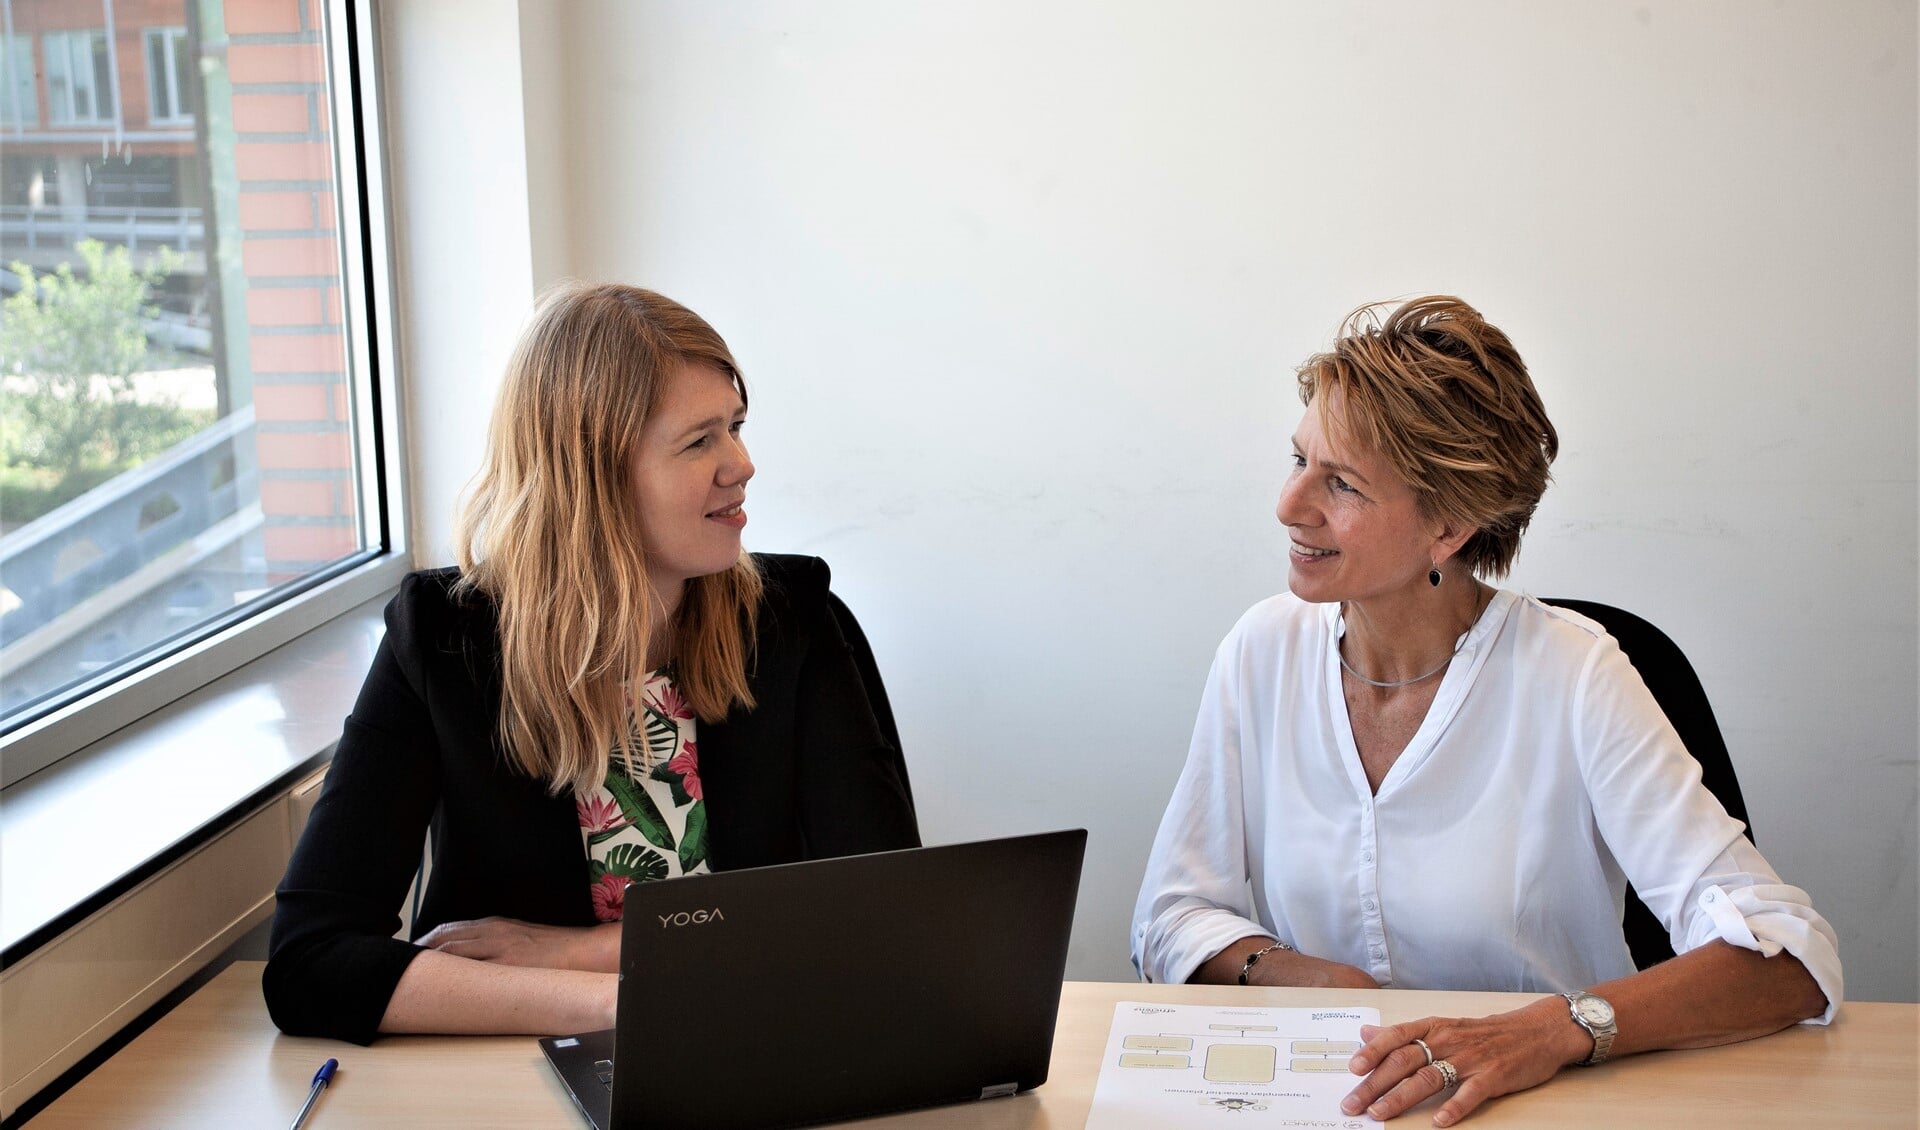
[677,802,708,872]
[643,708,679,763]
[601,843,670,884]
[649,761,693,808]
[605,770,676,853]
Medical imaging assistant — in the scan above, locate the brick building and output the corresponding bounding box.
[2,0,358,707]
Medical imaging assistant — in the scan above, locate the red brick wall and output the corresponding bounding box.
[8,0,366,582]
[228,0,359,580]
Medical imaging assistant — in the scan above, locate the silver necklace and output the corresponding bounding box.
[1338,590,1489,689]
[1338,634,1467,688]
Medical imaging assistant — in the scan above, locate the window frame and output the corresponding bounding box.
[143,26,192,126]
[0,0,409,790]
[44,28,116,126]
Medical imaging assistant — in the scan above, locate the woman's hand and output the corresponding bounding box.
[415,917,621,973]
[1341,996,1588,1126]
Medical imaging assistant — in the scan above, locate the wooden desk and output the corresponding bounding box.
[29,963,1917,1128]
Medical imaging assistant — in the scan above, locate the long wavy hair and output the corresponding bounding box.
[454,283,762,795]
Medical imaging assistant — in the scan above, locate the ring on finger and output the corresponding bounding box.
[1411,1038,1434,1066]
[1432,1059,1459,1089]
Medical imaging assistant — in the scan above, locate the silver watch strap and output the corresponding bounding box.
[1563,992,1616,1066]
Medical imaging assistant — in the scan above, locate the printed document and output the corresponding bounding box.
[1087,1001,1380,1128]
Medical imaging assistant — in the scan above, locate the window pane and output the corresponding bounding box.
[169,30,194,124]
[74,64,94,120]
[46,34,75,122]
[41,30,117,124]
[89,31,115,119]
[0,37,34,126]
[143,28,194,126]
[1,0,372,726]
[147,31,173,122]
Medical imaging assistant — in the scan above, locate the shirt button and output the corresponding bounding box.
[1361,851,1373,863]
[1364,899,1376,912]
[1371,948,1384,959]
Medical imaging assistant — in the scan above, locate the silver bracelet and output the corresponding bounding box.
[1237,940,1293,985]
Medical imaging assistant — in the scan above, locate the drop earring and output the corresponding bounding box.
[1429,567,1442,587]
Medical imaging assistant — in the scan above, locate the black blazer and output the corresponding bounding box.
[264,554,920,1044]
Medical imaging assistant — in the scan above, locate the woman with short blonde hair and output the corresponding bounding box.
[1133,296,1838,1125]
[1293,295,1557,580]
[267,284,919,1042]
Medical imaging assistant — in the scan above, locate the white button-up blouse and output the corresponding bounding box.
[1130,590,1841,1023]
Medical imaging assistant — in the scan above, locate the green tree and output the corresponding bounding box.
[1,241,205,524]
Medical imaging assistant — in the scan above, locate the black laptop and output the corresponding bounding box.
[539,829,1087,1130]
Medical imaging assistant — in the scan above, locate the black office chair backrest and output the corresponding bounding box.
[1544,598,1754,971]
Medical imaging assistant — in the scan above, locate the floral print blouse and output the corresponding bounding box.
[575,669,708,922]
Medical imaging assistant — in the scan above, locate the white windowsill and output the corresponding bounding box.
[0,588,392,963]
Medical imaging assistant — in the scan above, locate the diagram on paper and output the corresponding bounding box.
[1087,1002,1380,1129]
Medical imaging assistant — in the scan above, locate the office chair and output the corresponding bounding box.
[1544,598,1754,971]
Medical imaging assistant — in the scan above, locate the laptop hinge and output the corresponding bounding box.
[980,1082,1020,1100]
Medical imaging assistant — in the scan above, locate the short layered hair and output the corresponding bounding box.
[1296,296,1559,578]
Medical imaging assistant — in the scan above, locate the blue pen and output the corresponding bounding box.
[290,1058,337,1129]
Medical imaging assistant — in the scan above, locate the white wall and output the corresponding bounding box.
[394,1,1918,1002]
[380,0,537,565]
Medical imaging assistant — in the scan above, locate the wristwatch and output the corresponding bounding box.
[1562,991,1617,1065]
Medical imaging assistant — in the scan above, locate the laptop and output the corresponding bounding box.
[539,828,1087,1130]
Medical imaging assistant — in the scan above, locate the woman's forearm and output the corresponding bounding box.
[1191,935,1380,989]
[380,948,618,1035]
[1589,939,1827,1058]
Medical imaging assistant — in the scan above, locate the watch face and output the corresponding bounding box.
[1575,996,1615,1026]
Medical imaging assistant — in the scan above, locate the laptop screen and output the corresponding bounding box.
[544,829,1086,1130]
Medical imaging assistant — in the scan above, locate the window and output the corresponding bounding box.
[0,35,34,126]
[144,27,193,125]
[44,29,116,125]
[0,0,407,786]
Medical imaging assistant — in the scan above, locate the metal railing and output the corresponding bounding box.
[0,407,260,676]
[0,204,205,254]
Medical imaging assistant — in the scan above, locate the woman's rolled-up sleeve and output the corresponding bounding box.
[1132,633,1275,985]
[1575,633,1842,1023]
[1676,838,1842,1023]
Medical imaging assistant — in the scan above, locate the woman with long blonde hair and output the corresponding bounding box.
[265,284,919,1042]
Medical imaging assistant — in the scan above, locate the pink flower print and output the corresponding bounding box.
[648,679,694,721]
[591,873,629,922]
[576,792,622,834]
[667,740,703,801]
